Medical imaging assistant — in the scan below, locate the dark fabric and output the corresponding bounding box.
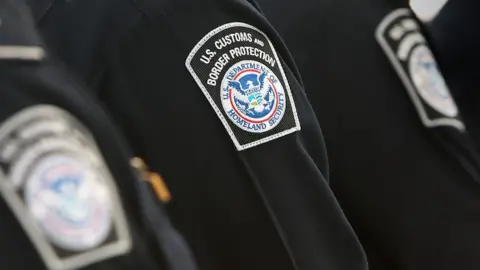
[32,0,368,269]
[0,1,197,269]
[427,0,480,151]
[260,0,480,269]
[427,0,480,92]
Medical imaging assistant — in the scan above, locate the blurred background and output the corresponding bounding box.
[410,0,448,22]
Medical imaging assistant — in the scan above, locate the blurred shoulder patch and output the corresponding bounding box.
[376,8,464,131]
[0,105,131,270]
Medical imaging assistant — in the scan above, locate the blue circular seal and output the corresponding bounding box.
[221,60,287,133]
[409,44,458,117]
[25,155,112,251]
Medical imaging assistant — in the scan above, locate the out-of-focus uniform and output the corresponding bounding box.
[0,1,197,269]
[260,0,480,269]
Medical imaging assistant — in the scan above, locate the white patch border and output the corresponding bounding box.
[186,22,301,151]
[0,105,132,270]
[375,8,464,131]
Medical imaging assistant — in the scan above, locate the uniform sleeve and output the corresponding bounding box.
[0,60,198,270]
[260,0,480,269]
[0,1,197,269]
[99,1,367,270]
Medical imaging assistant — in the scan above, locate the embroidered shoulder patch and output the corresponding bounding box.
[0,105,131,270]
[375,8,464,131]
[186,22,301,151]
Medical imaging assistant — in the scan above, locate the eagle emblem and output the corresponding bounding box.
[27,156,112,251]
[226,70,276,119]
[220,60,287,134]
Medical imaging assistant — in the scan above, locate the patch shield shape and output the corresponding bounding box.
[186,22,300,151]
[0,106,131,270]
[375,9,464,130]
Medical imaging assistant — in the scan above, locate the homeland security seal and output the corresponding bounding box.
[376,8,464,130]
[409,45,458,117]
[222,60,286,133]
[25,155,112,252]
[186,23,300,150]
[0,106,131,270]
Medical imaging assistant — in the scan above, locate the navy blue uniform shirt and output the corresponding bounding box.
[259,0,480,269]
[427,0,480,152]
[30,0,368,269]
[0,1,197,269]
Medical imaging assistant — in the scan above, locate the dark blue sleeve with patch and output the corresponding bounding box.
[30,0,368,269]
[0,1,198,269]
[259,0,480,269]
[100,1,367,270]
